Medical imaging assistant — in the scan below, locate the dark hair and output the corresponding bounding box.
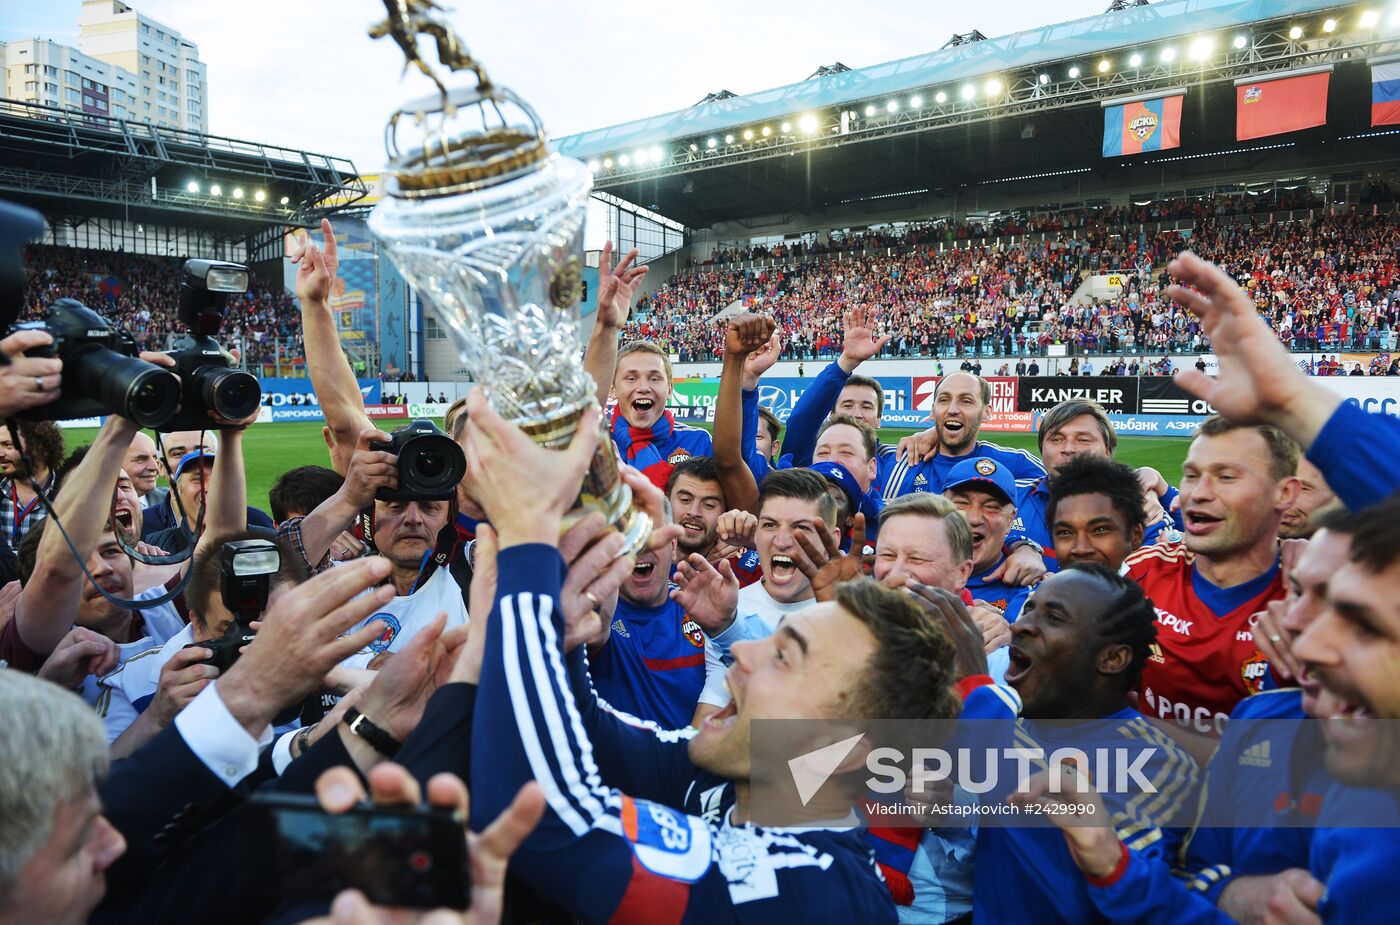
[817,413,878,462]
[1346,492,1400,573]
[56,444,90,488]
[758,468,837,528]
[842,375,884,415]
[1194,415,1300,483]
[757,406,783,449]
[4,421,66,476]
[666,455,722,497]
[185,530,307,633]
[834,578,959,721]
[1063,562,1158,689]
[1037,400,1117,455]
[16,521,44,585]
[269,465,345,524]
[1046,456,1148,534]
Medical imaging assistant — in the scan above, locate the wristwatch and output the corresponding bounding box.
[342,707,401,757]
[1006,537,1044,556]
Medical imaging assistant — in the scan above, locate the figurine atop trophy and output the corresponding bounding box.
[366,0,653,554]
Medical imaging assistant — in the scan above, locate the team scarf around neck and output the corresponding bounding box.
[610,406,676,490]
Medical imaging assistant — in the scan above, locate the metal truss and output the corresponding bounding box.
[593,6,1398,192]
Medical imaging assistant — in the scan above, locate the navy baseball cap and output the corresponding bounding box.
[174,449,216,481]
[944,457,1016,505]
[809,461,864,514]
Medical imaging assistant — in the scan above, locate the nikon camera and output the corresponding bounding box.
[371,419,466,501]
[161,259,262,430]
[9,298,182,427]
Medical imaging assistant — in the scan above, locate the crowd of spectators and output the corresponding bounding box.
[20,244,302,369]
[631,198,1400,367]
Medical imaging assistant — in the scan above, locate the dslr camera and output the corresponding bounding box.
[186,538,281,672]
[371,419,466,501]
[162,259,262,430]
[9,298,182,427]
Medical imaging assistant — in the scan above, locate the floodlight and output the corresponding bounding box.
[725,134,734,143]
[1160,47,1177,62]
[1129,53,1142,67]
[799,113,818,133]
[587,159,600,170]
[743,129,753,140]
[761,126,771,136]
[960,84,975,99]
[1068,66,1081,78]
[186,181,199,193]
[619,154,630,166]
[1098,59,1111,73]
[1323,18,1336,32]
[209,184,221,196]
[707,137,717,148]
[781,121,791,132]
[1233,34,1248,48]
[603,157,613,167]
[279,196,289,205]
[1288,25,1303,39]
[1360,10,1379,28]
[687,144,696,152]
[633,149,646,164]
[935,91,947,103]
[1038,73,1049,84]
[1189,36,1214,60]
[886,100,898,112]
[910,95,923,107]
[864,104,876,116]
[649,146,663,160]
[232,188,244,199]
[984,78,1002,96]
[254,190,266,202]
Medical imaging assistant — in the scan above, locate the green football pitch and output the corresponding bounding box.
[58,420,1193,513]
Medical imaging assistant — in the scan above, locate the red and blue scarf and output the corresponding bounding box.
[610,406,676,491]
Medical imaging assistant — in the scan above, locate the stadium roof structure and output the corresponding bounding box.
[0,97,366,238]
[557,0,1400,229]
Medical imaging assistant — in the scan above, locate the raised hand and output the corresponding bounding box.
[595,241,648,331]
[790,512,866,602]
[289,218,340,307]
[724,313,777,357]
[716,509,758,551]
[900,582,989,679]
[671,553,739,633]
[1166,251,1337,446]
[742,331,783,389]
[839,305,892,370]
[36,626,120,690]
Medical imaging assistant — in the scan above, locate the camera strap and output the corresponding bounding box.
[355,506,459,595]
[7,419,194,612]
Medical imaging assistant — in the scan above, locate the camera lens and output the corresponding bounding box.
[199,367,261,421]
[416,451,447,479]
[399,434,465,499]
[72,347,181,427]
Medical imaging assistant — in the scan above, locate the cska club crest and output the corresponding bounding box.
[1241,651,1270,693]
[668,449,693,466]
[1243,86,1263,104]
[681,617,705,649]
[1129,111,1159,141]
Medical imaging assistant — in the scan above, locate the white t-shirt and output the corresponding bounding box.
[339,564,468,670]
[697,581,814,708]
[96,623,195,742]
[81,585,186,708]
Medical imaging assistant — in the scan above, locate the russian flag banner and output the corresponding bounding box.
[1372,62,1400,126]
[1102,94,1183,157]
[1235,71,1330,140]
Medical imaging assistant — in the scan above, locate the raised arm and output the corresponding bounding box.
[783,306,890,467]
[13,414,139,656]
[289,427,398,570]
[193,425,249,556]
[713,313,775,514]
[583,242,648,408]
[289,219,372,473]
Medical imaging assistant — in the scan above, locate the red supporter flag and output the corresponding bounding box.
[1235,70,1330,140]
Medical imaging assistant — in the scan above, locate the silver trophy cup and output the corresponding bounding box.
[366,16,650,554]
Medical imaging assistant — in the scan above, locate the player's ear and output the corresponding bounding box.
[1097,642,1133,678]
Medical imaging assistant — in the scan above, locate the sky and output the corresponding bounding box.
[1,0,1112,174]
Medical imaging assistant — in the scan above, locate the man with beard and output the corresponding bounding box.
[667,456,727,563]
[585,505,707,729]
[460,390,961,923]
[1046,455,1149,573]
[885,372,1045,499]
[685,468,839,725]
[0,420,63,554]
[1278,457,1342,539]
[1126,415,1300,736]
[123,431,166,512]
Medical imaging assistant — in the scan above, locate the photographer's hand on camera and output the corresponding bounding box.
[216,557,395,738]
[109,645,220,760]
[0,329,62,417]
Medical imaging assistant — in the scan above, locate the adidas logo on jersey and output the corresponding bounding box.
[913,474,928,487]
[612,619,630,638]
[1239,739,1272,768]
